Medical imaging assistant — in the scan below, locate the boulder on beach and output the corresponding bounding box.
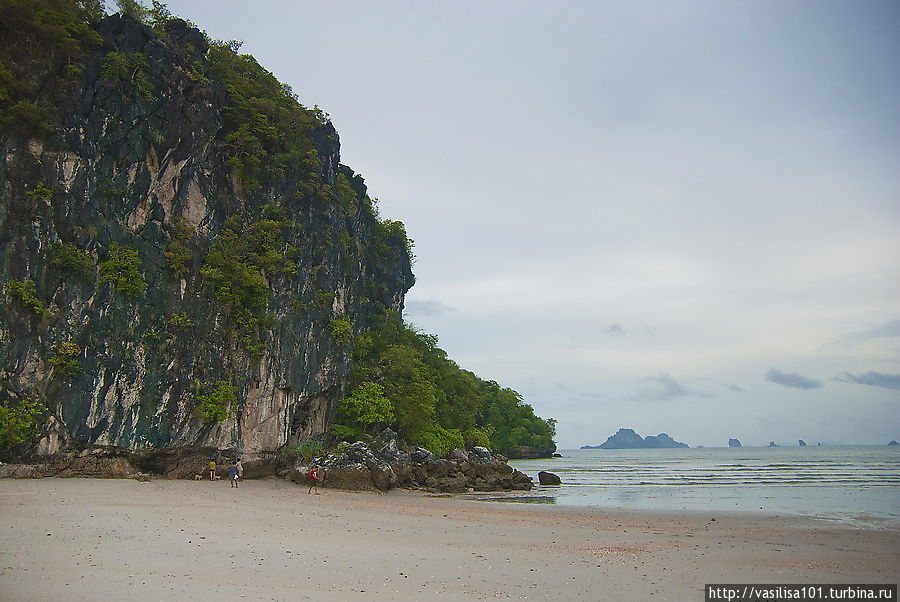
[538,471,561,485]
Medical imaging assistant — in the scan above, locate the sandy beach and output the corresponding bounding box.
[0,478,897,601]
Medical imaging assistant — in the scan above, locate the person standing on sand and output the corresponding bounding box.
[308,465,322,495]
[236,458,243,481]
[207,459,216,481]
[228,461,239,488]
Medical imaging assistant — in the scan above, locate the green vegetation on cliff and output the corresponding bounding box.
[0,0,102,138]
[97,243,146,300]
[333,313,556,457]
[194,380,238,423]
[207,38,327,194]
[48,342,82,377]
[5,280,45,315]
[0,398,46,450]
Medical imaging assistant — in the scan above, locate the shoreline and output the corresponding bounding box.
[463,487,900,530]
[2,478,898,600]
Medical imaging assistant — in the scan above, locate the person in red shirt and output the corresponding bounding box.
[307,465,322,495]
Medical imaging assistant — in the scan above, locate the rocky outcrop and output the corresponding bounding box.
[505,444,557,459]
[285,435,533,493]
[888,441,898,446]
[582,428,688,449]
[728,438,742,448]
[1,14,413,464]
[768,442,778,447]
[0,444,244,479]
[643,433,688,448]
[0,436,535,493]
[798,440,806,447]
[537,471,561,485]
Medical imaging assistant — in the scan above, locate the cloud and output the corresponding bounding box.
[765,368,823,390]
[848,320,900,342]
[835,371,900,391]
[628,373,709,401]
[601,324,626,336]
[699,377,744,393]
[826,319,900,349]
[404,299,456,317]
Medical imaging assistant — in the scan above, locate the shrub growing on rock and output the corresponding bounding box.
[48,342,82,376]
[98,243,146,300]
[5,279,45,314]
[0,398,46,450]
[194,380,238,423]
[51,243,93,275]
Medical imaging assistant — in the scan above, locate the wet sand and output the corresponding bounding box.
[0,478,897,601]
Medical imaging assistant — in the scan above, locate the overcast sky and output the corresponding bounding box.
[155,0,900,448]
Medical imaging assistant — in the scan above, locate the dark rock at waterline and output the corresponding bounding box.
[538,471,561,485]
[799,440,807,447]
[505,444,558,459]
[728,438,742,448]
[552,453,562,458]
[769,442,779,447]
[889,441,899,446]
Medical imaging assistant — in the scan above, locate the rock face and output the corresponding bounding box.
[0,444,255,480]
[581,428,688,449]
[728,438,742,448]
[537,471,561,485]
[286,437,533,493]
[798,440,806,447]
[0,15,413,465]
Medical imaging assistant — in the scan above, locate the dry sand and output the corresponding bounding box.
[0,478,897,601]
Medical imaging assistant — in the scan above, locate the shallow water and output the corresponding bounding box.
[497,446,900,525]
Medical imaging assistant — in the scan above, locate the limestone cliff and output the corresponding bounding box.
[0,13,414,465]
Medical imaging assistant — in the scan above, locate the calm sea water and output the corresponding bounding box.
[495,446,900,525]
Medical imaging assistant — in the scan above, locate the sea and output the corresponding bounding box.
[492,446,900,526]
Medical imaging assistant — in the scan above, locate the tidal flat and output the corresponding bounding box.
[1,478,897,600]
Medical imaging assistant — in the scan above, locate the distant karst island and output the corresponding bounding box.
[581,428,689,449]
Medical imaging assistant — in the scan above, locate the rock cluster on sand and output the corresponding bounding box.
[0,431,535,494]
[284,432,533,493]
